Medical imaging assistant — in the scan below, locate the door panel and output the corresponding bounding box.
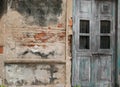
[92,55,112,86]
[79,57,90,82]
[73,56,91,86]
[79,1,92,13]
[94,83,111,87]
[93,56,112,81]
[72,0,115,87]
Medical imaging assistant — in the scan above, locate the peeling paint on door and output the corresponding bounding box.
[72,0,116,87]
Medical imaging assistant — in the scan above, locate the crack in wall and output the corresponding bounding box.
[19,50,55,58]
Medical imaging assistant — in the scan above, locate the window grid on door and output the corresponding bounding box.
[100,20,111,49]
[79,20,90,49]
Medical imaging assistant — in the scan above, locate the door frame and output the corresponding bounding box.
[72,0,118,87]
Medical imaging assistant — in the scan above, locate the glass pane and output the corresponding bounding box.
[100,20,110,33]
[79,36,89,49]
[80,20,89,33]
[100,36,110,49]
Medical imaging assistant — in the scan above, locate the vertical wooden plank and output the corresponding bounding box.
[117,0,120,86]
[72,56,91,87]
[92,55,112,87]
[79,57,90,82]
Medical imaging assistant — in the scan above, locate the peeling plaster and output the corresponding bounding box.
[5,64,65,86]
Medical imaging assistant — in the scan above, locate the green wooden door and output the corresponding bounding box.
[72,0,116,87]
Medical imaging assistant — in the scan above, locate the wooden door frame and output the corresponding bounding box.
[72,0,118,87]
[114,0,118,86]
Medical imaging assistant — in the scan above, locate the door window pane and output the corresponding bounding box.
[100,20,111,33]
[100,36,110,49]
[79,36,89,49]
[80,20,89,33]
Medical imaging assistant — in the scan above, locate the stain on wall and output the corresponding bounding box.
[5,28,65,59]
[5,64,65,86]
[11,30,66,43]
[0,0,7,18]
[1,0,67,86]
[8,0,63,26]
[5,39,65,59]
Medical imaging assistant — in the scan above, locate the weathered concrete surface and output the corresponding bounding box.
[66,0,72,87]
[5,42,65,59]
[4,0,66,27]
[5,64,65,87]
[5,29,65,59]
[4,29,65,59]
[3,0,66,59]
[0,55,4,85]
[0,0,72,87]
[0,21,4,46]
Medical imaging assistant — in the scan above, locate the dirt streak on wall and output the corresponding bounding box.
[0,0,68,87]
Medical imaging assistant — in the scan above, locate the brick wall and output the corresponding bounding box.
[0,0,72,87]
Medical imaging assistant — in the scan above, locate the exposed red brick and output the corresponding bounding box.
[28,45,34,47]
[68,17,73,28]
[34,32,46,40]
[0,46,3,54]
[34,32,55,42]
[22,44,35,47]
[58,32,66,41]
[57,23,63,28]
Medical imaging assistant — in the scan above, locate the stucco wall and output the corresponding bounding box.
[4,0,66,59]
[5,64,65,87]
[0,0,72,87]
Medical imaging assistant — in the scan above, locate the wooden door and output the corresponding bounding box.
[72,0,116,87]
